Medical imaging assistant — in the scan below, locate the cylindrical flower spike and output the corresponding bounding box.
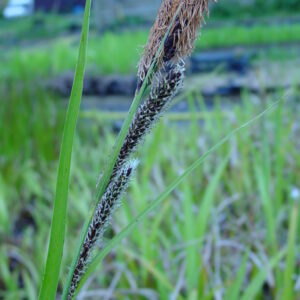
[68,160,138,300]
[70,63,184,300]
[138,0,209,83]
[110,62,184,181]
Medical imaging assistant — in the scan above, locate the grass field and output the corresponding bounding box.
[1,20,300,80]
[1,6,300,299]
[1,77,299,298]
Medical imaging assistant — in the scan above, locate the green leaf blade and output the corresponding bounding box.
[38,1,91,299]
[241,249,286,300]
[282,204,298,300]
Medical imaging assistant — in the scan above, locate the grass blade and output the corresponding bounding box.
[254,165,277,253]
[122,248,175,292]
[224,253,248,300]
[282,203,298,300]
[73,100,280,296]
[184,156,228,293]
[240,248,286,300]
[196,156,229,238]
[38,1,91,299]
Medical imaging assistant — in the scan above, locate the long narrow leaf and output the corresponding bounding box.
[74,100,280,296]
[282,204,298,300]
[240,249,286,300]
[196,156,229,238]
[224,253,249,300]
[185,156,229,291]
[38,1,91,299]
[255,165,277,253]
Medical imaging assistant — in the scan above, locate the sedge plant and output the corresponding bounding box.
[38,0,289,299]
[65,1,210,298]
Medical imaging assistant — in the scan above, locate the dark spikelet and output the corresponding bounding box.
[68,160,138,300]
[110,63,184,181]
[163,20,184,62]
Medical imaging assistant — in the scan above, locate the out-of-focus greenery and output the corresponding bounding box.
[212,0,300,18]
[0,77,299,298]
[0,0,8,17]
[1,2,300,298]
[1,22,300,80]
[0,13,83,41]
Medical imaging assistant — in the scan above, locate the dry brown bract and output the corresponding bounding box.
[138,0,210,82]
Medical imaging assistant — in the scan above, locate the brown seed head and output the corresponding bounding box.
[138,0,210,82]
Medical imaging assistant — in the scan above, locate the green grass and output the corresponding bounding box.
[0,13,83,43]
[1,22,300,80]
[1,76,299,298]
[211,0,300,19]
[1,8,300,299]
[197,24,300,48]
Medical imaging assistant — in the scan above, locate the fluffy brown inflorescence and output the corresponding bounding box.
[138,0,210,84]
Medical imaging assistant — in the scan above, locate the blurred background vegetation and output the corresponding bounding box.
[0,0,299,299]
